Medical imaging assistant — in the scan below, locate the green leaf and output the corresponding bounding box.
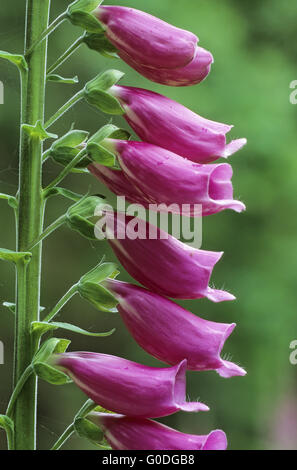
[0,248,31,265]
[22,120,57,141]
[47,74,79,85]
[0,415,14,434]
[33,337,71,364]
[74,417,104,443]
[33,362,72,385]
[0,50,28,72]
[31,321,115,338]
[86,142,119,168]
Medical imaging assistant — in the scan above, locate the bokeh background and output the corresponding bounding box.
[1,0,297,450]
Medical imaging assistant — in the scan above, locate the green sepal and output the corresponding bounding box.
[33,337,71,364]
[51,147,90,169]
[66,195,105,240]
[31,321,115,338]
[83,32,118,59]
[89,124,130,145]
[0,248,31,265]
[80,261,119,284]
[0,415,14,434]
[22,120,58,141]
[67,214,98,239]
[67,195,104,219]
[52,129,89,149]
[78,282,118,313]
[49,129,90,169]
[0,50,28,72]
[86,142,120,169]
[86,70,124,93]
[0,193,18,209]
[84,70,125,115]
[33,362,72,385]
[78,262,119,313]
[47,74,79,85]
[86,90,124,115]
[67,0,104,33]
[74,417,104,444]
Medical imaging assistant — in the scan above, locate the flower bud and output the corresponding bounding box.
[95,5,198,70]
[89,413,227,450]
[105,279,246,378]
[110,85,247,163]
[54,352,209,418]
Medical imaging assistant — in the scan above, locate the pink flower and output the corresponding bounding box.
[110,85,247,163]
[116,46,213,86]
[89,412,228,450]
[95,5,198,70]
[104,212,235,302]
[90,139,245,216]
[105,279,246,378]
[54,352,209,418]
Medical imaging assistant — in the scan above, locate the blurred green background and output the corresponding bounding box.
[1,0,297,450]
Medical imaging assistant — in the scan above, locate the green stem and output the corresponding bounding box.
[45,148,87,190]
[6,365,34,418]
[47,35,85,74]
[5,425,14,451]
[51,400,96,450]
[51,423,75,450]
[26,12,67,57]
[43,283,79,323]
[42,148,52,163]
[29,214,67,250]
[14,0,51,450]
[44,89,84,129]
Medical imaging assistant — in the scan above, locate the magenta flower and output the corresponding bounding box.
[92,139,245,216]
[110,85,247,163]
[105,279,246,378]
[89,413,228,450]
[104,212,235,302]
[89,162,147,205]
[53,352,209,418]
[95,5,198,70]
[116,46,213,87]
